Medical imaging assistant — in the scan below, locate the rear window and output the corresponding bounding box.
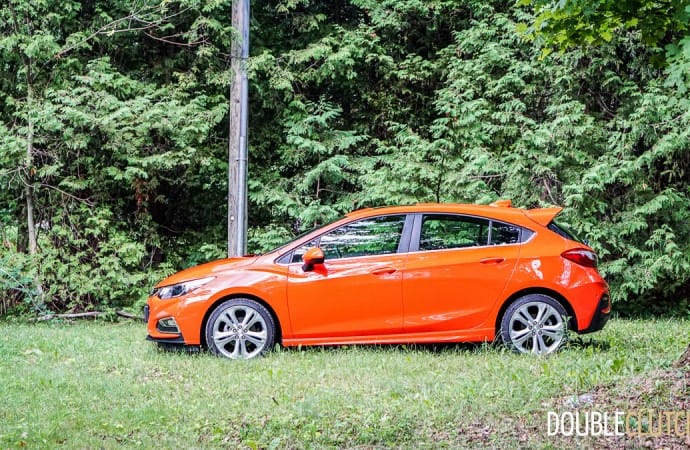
[490,222,522,245]
[548,222,583,244]
[418,215,532,250]
[420,215,490,250]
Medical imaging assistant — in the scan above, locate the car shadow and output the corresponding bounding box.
[151,337,611,358]
[151,341,490,357]
[153,342,202,354]
[277,341,493,355]
[562,336,611,351]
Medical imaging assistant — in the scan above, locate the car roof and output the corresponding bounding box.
[345,201,562,227]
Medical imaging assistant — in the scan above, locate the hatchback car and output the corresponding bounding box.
[145,201,610,359]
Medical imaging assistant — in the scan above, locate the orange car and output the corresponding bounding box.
[145,201,610,359]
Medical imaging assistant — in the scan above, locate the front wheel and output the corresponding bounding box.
[205,298,276,360]
[500,294,568,355]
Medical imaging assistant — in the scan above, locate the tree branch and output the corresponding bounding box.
[32,311,104,321]
[31,310,144,321]
[57,6,198,58]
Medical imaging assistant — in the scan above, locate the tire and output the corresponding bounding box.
[500,294,568,355]
[205,298,276,360]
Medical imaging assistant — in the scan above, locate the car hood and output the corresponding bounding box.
[155,256,258,288]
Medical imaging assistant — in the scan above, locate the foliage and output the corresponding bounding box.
[520,0,690,49]
[520,0,690,91]
[1,0,231,313]
[0,251,40,315]
[0,319,687,447]
[516,0,690,313]
[0,0,689,315]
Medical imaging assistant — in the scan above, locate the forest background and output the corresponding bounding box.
[1,0,689,318]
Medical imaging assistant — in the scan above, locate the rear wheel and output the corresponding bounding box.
[500,294,568,355]
[205,298,275,360]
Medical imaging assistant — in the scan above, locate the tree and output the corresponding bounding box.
[515,0,690,313]
[0,0,234,313]
[520,0,690,91]
[1,0,689,317]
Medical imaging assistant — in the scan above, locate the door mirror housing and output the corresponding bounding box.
[302,247,325,272]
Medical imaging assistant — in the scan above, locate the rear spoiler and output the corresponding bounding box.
[524,207,563,227]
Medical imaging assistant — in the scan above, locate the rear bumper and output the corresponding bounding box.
[580,294,611,334]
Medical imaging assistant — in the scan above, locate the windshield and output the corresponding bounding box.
[262,224,326,255]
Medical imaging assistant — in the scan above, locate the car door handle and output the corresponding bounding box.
[371,267,397,275]
[480,257,505,264]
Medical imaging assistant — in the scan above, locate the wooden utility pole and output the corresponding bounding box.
[25,79,38,256]
[228,0,249,257]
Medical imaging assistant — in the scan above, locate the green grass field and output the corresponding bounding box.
[0,318,688,449]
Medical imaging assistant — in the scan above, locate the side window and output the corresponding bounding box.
[420,215,490,251]
[290,240,318,263]
[490,222,521,245]
[319,215,405,259]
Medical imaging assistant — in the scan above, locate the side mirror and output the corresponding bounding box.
[302,247,325,272]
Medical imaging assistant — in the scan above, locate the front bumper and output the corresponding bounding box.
[145,303,185,337]
[146,334,186,345]
[146,334,201,353]
[145,292,210,345]
[580,294,611,334]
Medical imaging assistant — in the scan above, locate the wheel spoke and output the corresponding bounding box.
[541,329,562,341]
[513,315,530,328]
[513,332,532,348]
[224,310,240,327]
[534,304,547,324]
[510,327,530,340]
[515,308,533,326]
[239,339,251,358]
[227,339,241,358]
[242,310,259,328]
[542,323,562,332]
[245,330,267,346]
[214,330,238,346]
[539,311,557,327]
[534,334,548,355]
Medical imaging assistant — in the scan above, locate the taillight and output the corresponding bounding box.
[561,248,598,268]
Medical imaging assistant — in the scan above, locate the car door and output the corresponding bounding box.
[402,214,522,332]
[287,214,411,338]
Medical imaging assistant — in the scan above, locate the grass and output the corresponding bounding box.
[0,318,688,448]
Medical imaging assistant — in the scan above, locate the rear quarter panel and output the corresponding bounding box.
[495,228,607,331]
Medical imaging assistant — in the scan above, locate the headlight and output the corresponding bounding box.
[153,277,215,299]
